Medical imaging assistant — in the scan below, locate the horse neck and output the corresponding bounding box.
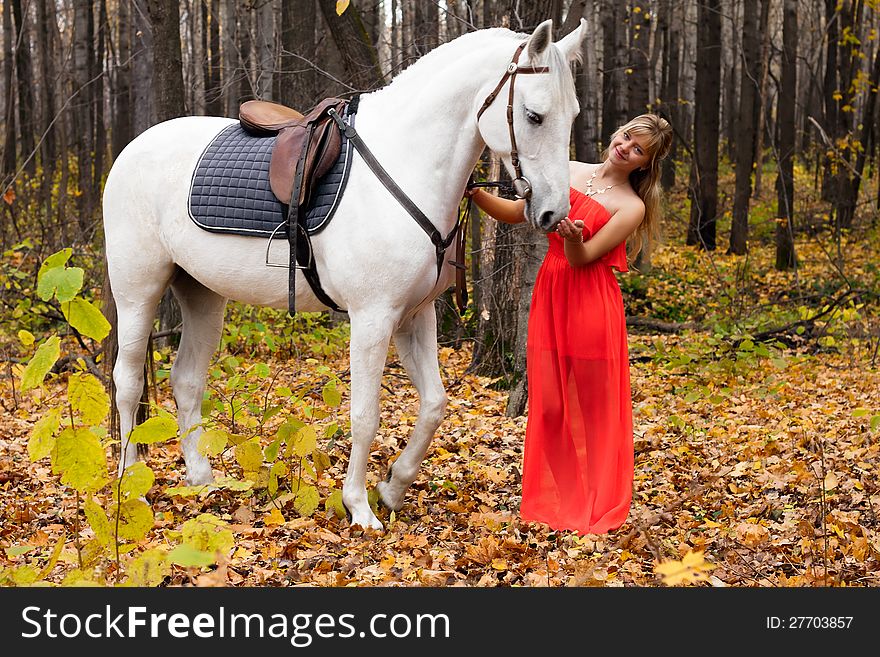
[356,37,518,231]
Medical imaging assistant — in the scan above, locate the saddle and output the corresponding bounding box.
[239,97,351,314]
[239,98,346,207]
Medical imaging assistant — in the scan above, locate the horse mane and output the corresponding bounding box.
[374,27,576,110]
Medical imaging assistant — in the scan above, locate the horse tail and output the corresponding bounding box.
[101,254,154,458]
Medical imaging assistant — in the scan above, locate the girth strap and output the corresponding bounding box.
[326,108,460,286]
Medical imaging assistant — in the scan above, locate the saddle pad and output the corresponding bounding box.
[188,112,354,237]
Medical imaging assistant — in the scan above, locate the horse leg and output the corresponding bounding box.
[376,303,447,511]
[343,311,396,531]
[112,267,175,479]
[169,271,228,486]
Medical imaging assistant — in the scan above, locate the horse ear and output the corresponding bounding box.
[556,18,588,63]
[527,19,554,62]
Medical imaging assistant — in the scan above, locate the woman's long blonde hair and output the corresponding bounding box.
[601,114,673,260]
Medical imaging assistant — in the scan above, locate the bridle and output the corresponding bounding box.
[475,41,551,200]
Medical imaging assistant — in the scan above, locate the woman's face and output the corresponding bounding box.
[607,129,652,171]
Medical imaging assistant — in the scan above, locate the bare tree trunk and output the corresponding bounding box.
[94,0,108,193]
[317,0,385,91]
[413,1,440,56]
[35,0,58,169]
[573,0,598,163]
[627,1,651,115]
[221,0,237,114]
[2,0,18,180]
[132,0,154,135]
[687,0,721,250]
[729,0,760,255]
[281,0,317,109]
[112,0,134,158]
[775,0,797,270]
[659,0,681,190]
[72,0,95,229]
[255,0,275,100]
[752,0,772,197]
[11,0,36,177]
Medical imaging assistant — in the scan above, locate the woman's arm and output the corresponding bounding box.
[465,188,526,224]
[558,202,644,267]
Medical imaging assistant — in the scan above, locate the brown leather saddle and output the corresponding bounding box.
[239,98,351,314]
[239,98,347,208]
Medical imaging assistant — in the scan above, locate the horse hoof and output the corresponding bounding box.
[375,480,405,512]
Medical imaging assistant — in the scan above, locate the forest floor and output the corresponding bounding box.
[2,221,878,587]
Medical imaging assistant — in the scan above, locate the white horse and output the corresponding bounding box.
[103,19,586,530]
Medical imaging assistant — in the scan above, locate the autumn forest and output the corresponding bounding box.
[0,0,878,592]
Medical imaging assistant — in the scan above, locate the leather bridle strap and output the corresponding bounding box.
[476,41,550,200]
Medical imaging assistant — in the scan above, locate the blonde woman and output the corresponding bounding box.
[467,114,673,534]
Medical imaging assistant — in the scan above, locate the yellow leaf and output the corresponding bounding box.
[18,330,34,347]
[336,0,350,16]
[823,471,838,490]
[654,550,713,586]
[491,558,508,571]
[264,507,285,526]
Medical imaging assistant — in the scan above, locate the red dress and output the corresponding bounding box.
[519,187,633,534]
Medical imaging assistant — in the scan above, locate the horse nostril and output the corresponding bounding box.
[539,210,556,231]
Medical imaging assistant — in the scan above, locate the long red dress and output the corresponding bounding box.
[519,187,633,535]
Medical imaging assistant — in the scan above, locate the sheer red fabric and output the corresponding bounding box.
[519,187,633,534]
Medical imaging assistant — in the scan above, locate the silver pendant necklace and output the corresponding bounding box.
[584,166,615,197]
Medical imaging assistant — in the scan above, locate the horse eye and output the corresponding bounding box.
[525,109,543,125]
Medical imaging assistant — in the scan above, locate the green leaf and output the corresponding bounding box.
[124,549,169,586]
[51,428,108,493]
[5,546,35,558]
[264,437,282,462]
[129,416,178,445]
[322,381,342,408]
[325,490,346,520]
[28,407,63,461]
[68,373,111,425]
[84,497,113,548]
[871,415,880,432]
[197,429,228,457]
[116,500,153,542]
[852,408,870,417]
[235,439,263,472]
[39,248,72,272]
[37,265,84,303]
[293,484,320,517]
[168,544,216,568]
[61,298,111,342]
[18,330,34,347]
[20,336,61,391]
[180,514,234,555]
[119,462,155,500]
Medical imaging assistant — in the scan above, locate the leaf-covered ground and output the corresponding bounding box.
[2,286,878,586]
[1,191,878,586]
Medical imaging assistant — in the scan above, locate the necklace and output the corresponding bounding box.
[584,167,615,197]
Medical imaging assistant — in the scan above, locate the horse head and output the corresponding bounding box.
[476,18,587,232]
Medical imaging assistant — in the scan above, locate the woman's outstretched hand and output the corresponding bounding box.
[556,218,585,243]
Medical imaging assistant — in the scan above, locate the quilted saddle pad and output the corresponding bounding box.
[187,111,354,238]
